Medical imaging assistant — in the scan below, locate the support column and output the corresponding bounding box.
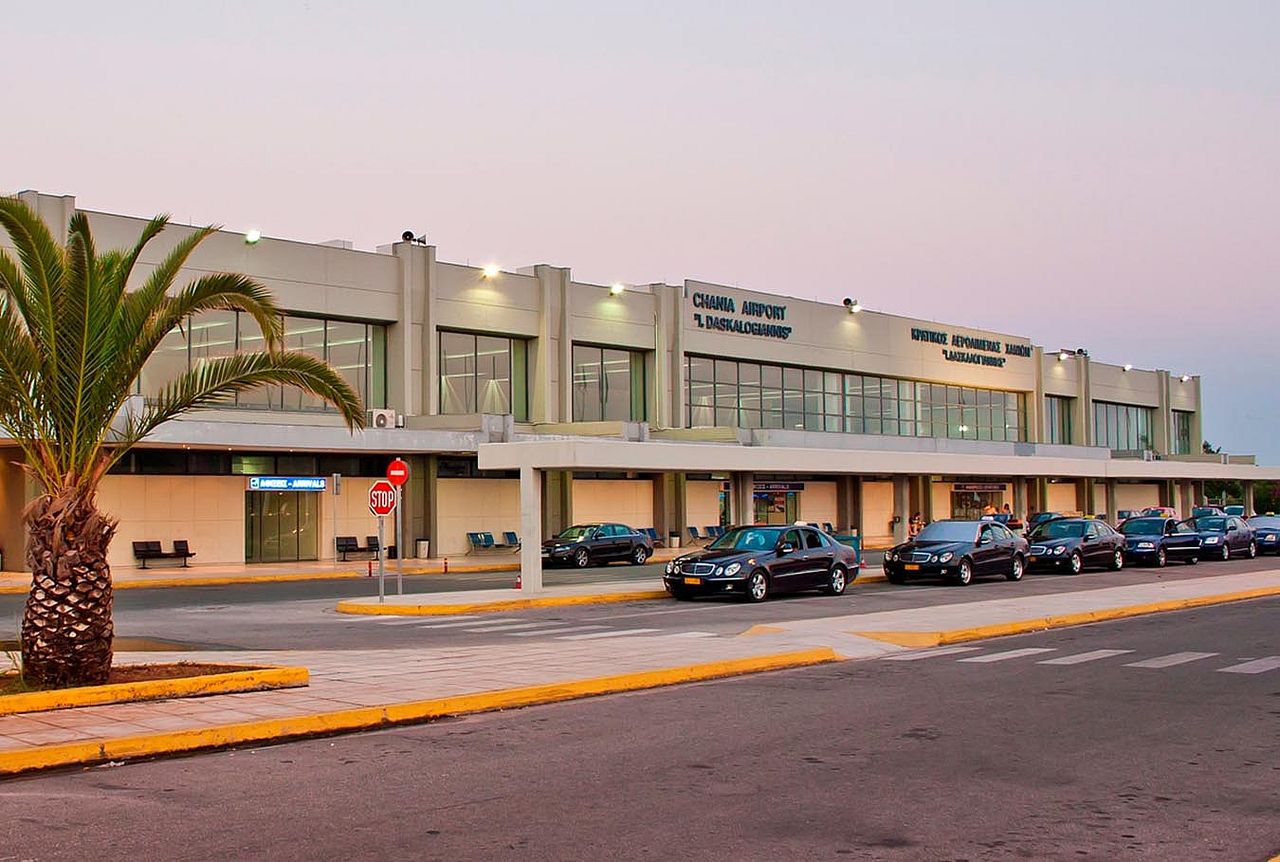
[837,477,863,537]
[1034,477,1049,514]
[542,470,573,538]
[1178,481,1193,519]
[728,472,754,526]
[519,466,544,592]
[1013,478,1028,526]
[1193,480,1206,508]
[918,475,934,524]
[1243,481,1256,516]
[1105,479,1118,524]
[1158,479,1173,509]
[892,475,910,544]
[423,455,440,558]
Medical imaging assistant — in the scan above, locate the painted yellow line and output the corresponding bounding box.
[0,648,838,776]
[854,585,1280,648]
[336,589,671,616]
[0,666,309,717]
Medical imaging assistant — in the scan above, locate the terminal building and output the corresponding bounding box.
[2,189,1277,578]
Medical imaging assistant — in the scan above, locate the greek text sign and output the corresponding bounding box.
[910,327,1032,369]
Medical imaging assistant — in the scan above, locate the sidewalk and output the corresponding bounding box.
[2,567,1278,774]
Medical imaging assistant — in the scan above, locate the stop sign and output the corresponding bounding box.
[368,480,398,517]
[386,458,409,487]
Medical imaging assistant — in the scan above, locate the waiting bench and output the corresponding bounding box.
[132,540,196,569]
[336,536,381,562]
[466,532,520,554]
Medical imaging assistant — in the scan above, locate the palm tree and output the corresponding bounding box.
[0,198,365,687]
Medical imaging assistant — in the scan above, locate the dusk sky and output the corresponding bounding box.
[4,1,1277,460]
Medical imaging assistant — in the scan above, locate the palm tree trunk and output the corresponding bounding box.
[21,492,117,686]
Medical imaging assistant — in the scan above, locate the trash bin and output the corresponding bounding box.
[668,532,680,549]
[415,539,430,559]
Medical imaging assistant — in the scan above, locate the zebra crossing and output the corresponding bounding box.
[347,613,716,642]
[885,645,1280,675]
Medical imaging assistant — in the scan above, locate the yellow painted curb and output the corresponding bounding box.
[0,666,310,717]
[336,589,670,616]
[0,648,837,776]
[854,585,1280,648]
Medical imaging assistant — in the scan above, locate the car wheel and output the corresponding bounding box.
[1006,555,1024,582]
[630,545,649,565]
[1156,547,1167,568]
[1185,555,1198,565]
[824,566,848,596]
[953,559,973,586]
[574,548,591,568]
[745,570,769,603]
[1110,549,1124,571]
[1220,543,1230,562]
[1068,551,1083,575]
[1248,541,1257,559]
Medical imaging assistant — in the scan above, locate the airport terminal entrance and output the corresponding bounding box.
[950,482,1008,521]
[245,491,319,563]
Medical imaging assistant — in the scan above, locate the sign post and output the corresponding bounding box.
[368,479,398,602]
[386,458,410,593]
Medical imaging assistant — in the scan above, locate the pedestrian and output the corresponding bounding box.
[909,512,924,537]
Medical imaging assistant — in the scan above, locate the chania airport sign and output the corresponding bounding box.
[910,327,1032,369]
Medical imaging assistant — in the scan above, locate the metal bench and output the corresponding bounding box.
[132,540,195,569]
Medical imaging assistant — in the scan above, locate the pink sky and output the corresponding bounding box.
[3,1,1277,460]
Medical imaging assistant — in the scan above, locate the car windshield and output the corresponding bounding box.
[1251,517,1280,528]
[1193,517,1227,531]
[555,525,596,540]
[1120,518,1166,535]
[708,527,785,551]
[915,521,979,543]
[1030,521,1085,539]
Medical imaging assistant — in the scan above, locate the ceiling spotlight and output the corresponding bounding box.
[244,229,261,245]
[842,297,863,314]
[1058,351,1070,362]
[481,264,500,279]
[1123,363,1133,372]
[610,282,625,296]
[1180,374,1191,382]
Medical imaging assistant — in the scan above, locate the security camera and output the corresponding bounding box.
[842,297,853,308]
[402,230,414,242]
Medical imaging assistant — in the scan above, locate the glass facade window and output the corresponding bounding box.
[1172,410,1194,455]
[572,344,647,422]
[1044,395,1073,444]
[1092,401,1154,451]
[439,330,528,420]
[686,355,1024,442]
[140,312,387,412]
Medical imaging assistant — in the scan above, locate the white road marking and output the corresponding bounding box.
[1038,649,1134,666]
[462,621,562,633]
[412,617,523,629]
[1217,656,1280,675]
[506,625,609,637]
[883,646,983,661]
[957,648,1056,663]
[1124,651,1219,669]
[377,617,449,625]
[557,628,663,641]
[661,631,718,639]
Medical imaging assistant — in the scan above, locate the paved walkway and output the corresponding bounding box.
[2,568,1278,766]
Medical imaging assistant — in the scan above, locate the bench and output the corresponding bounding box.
[132,540,196,569]
[467,532,520,554]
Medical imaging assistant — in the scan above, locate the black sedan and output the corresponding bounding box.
[883,519,1028,586]
[1248,516,1280,555]
[1184,515,1256,561]
[1118,517,1201,566]
[1026,517,1126,574]
[541,523,653,568]
[662,525,859,602]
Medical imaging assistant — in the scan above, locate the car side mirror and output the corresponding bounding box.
[778,543,795,555]
[977,536,992,546]
[1226,525,1236,532]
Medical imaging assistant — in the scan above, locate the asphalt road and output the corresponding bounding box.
[3,598,1277,860]
[2,554,1264,652]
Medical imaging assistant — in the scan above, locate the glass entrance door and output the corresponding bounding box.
[753,492,799,525]
[245,491,319,563]
[951,490,1003,521]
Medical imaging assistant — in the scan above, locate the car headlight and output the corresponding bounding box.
[724,562,741,576]
[1267,534,1277,542]
[1204,536,1219,544]
[938,552,953,563]
[886,551,896,562]
[714,566,724,576]
[665,562,673,574]
[1053,546,1066,556]
[1137,542,1155,550]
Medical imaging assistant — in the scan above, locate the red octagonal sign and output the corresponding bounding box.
[386,458,409,487]
[368,480,398,517]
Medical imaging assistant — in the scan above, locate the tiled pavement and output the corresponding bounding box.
[1,567,1277,759]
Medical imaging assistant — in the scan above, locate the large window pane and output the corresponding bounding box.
[440,331,476,414]
[475,335,511,415]
[281,316,327,411]
[139,318,188,397]
[327,319,369,409]
[572,345,603,422]
[600,348,633,422]
[235,313,282,410]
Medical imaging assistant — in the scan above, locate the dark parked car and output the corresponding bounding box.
[1192,506,1227,519]
[662,525,859,602]
[883,519,1029,586]
[1026,517,1126,574]
[542,523,653,568]
[1184,515,1256,561]
[1248,515,1280,555]
[1118,517,1201,566]
[1026,512,1065,530]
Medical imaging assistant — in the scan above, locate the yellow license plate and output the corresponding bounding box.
[1028,556,1037,562]
[683,576,701,585]
[904,564,921,571]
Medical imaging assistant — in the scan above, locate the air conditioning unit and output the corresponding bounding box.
[368,409,398,429]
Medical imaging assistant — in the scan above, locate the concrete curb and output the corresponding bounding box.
[0,666,310,717]
[854,585,1280,647]
[0,648,838,776]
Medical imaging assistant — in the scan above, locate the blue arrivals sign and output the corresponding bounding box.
[248,476,328,492]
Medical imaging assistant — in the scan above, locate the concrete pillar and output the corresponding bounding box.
[1013,478,1028,525]
[652,473,686,546]
[1178,481,1194,519]
[918,475,934,524]
[519,466,544,592]
[1193,480,1206,508]
[1105,479,1118,524]
[728,473,754,526]
[423,455,440,557]
[1034,477,1050,514]
[1158,479,1173,509]
[1075,479,1090,515]
[892,475,910,544]
[836,476,861,537]
[1243,481,1256,516]
[542,470,573,537]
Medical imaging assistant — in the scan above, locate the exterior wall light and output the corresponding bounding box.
[610,282,625,296]
[245,229,261,245]
[1058,351,1070,362]
[842,297,863,314]
[1180,374,1191,383]
[1123,364,1133,372]
[481,264,500,279]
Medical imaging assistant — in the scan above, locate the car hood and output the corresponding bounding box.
[1027,537,1081,550]
[675,547,760,565]
[542,537,585,549]
[890,539,972,556]
[1122,532,1163,541]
